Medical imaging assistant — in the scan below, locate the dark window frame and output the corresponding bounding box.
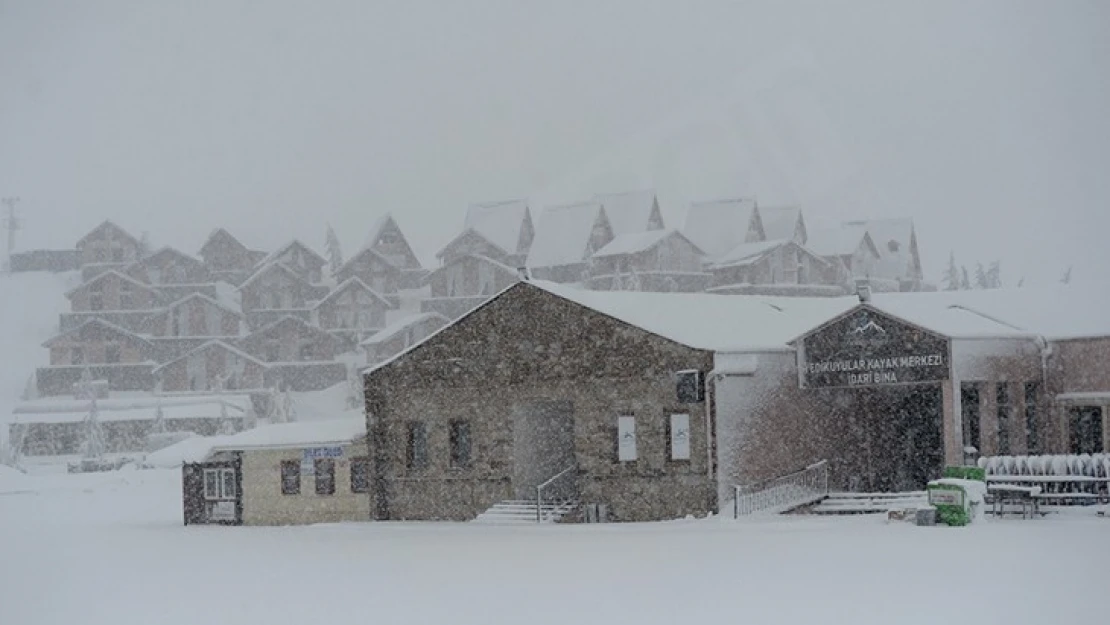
[314,458,336,495]
[667,411,692,462]
[449,420,472,469]
[997,383,1011,455]
[1024,382,1040,454]
[350,457,370,493]
[406,422,428,471]
[280,460,301,495]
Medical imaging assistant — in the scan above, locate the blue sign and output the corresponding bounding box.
[303,447,343,460]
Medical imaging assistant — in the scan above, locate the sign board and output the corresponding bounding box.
[617,416,637,462]
[800,308,950,389]
[670,413,691,460]
[928,488,964,507]
[301,447,343,476]
[210,500,235,521]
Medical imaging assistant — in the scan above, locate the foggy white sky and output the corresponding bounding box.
[1,0,1108,285]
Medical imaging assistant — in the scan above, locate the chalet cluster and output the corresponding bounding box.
[420,192,924,321]
[33,218,447,403]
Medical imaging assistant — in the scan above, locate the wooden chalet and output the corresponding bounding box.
[360,312,449,364]
[198,228,267,285]
[238,262,329,330]
[681,198,764,262]
[313,277,391,345]
[423,254,520,319]
[237,316,348,391]
[65,270,162,313]
[760,206,807,245]
[38,318,156,395]
[526,201,614,283]
[593,190,665,236]
[155,340,267,392]
[586,229,711,292]
[363,214,426,288]
[123,247,210,285]
[707,239,842,297]
[805,226,883,290]
[844,218,924,291]
[75,220,143,276]
[260,240,327,285]
[334,247,401,307]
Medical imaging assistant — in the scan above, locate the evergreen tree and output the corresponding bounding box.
[986,261,1001,289]
[139,231,152,257]
[151,401,167,435]
[346,363,364,410]
[943,252,960,291]
[325,224,344,277]
[974,263,988,289]
[960,266,971,291]
[1062,266,1073,284]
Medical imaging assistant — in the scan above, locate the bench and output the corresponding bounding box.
[987,484,1041,519]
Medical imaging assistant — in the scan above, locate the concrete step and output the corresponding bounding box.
[472,500,578,524]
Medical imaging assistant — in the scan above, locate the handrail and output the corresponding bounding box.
[536,465,576,523]
[733,460,829,518]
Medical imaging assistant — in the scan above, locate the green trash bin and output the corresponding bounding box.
[927,477,986,526]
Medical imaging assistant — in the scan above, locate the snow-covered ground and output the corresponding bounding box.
[1,468,1106,625]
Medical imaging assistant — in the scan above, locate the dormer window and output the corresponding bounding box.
[379,231,399,246]
[888,240,900,253]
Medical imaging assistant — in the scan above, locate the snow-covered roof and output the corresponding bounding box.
[711,239,787,267]
[11,395,249,425]
[259,240,327,269]
[65,269,160,298]
[76,220,139,247]
[152,340,268,373]
[464,199,530,255]
[212,281,242,311]
[360,312,450,346]
[844,218,916,280]
[245,314,343,345]
[199,228,249,256]
[591,229,702,259]
[527,201,608,269]
[42,317,152,348]
[682,198,760,259]
[238,261,310,290]
[313,277,391,309]
[161,291,243,318]
[426,253,519,279]
[131,246,204,269]
[336,245,398,277]
[761,206,802,242]
[210,418,365,452]
[534,281,857,352]
[804,226,874,258]
[594,190,661,236]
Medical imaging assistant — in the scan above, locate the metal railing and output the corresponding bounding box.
[536,465,576,523]
[733,460,830,518]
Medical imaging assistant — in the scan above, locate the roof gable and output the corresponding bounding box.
[163,291,243,318]
[594,191,665,236]
[591,228,702,259]
[436,228,510,261]
[198,228,250,257]
[238,261,311,291]
[76,220,139,248]
[336,246,401,278]
[43,317,152,348]
[463,200,532,256]
[314,277,391,309]
[130,246,206,272]
[245,314,345,347]
[262,240,327,270]
[152,339,268,373]
[361,312,450,346]
[426,253,521,281]
[65,269,161,299]
[527,201,613,268]
[362,214,422,269]
[682,198,763,259]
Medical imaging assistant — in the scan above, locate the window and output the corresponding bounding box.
[89,286,104,311]
[105,343,121,364]
[280,460,301,495]
[961,383,980,453]
[111,246,124,262]
[997,384,1011,455]
[314,458,336,495]
[71,347,85,365]
[1024,382,1040,454]
[406,422,428,470]
[617,415,637,462]
[449,420,472,469]
[350,457,370,493]
[1069,407,1105,455]
[203,467,236,500]
[119,283,134,309]
[299,344,314,361]
[887,240,900,253]
[669,413,691,461]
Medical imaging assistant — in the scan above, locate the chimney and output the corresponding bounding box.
[517,266,531,281]
[855,278,872,304]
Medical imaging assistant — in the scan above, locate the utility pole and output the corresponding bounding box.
[2,197,21,273]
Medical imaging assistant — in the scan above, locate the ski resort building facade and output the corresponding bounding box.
[362,280,1110,522]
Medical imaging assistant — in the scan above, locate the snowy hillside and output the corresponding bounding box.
[0,271,79,444]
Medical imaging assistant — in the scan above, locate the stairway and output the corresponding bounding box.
[472,500,578,525]
[808,491,928,515]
